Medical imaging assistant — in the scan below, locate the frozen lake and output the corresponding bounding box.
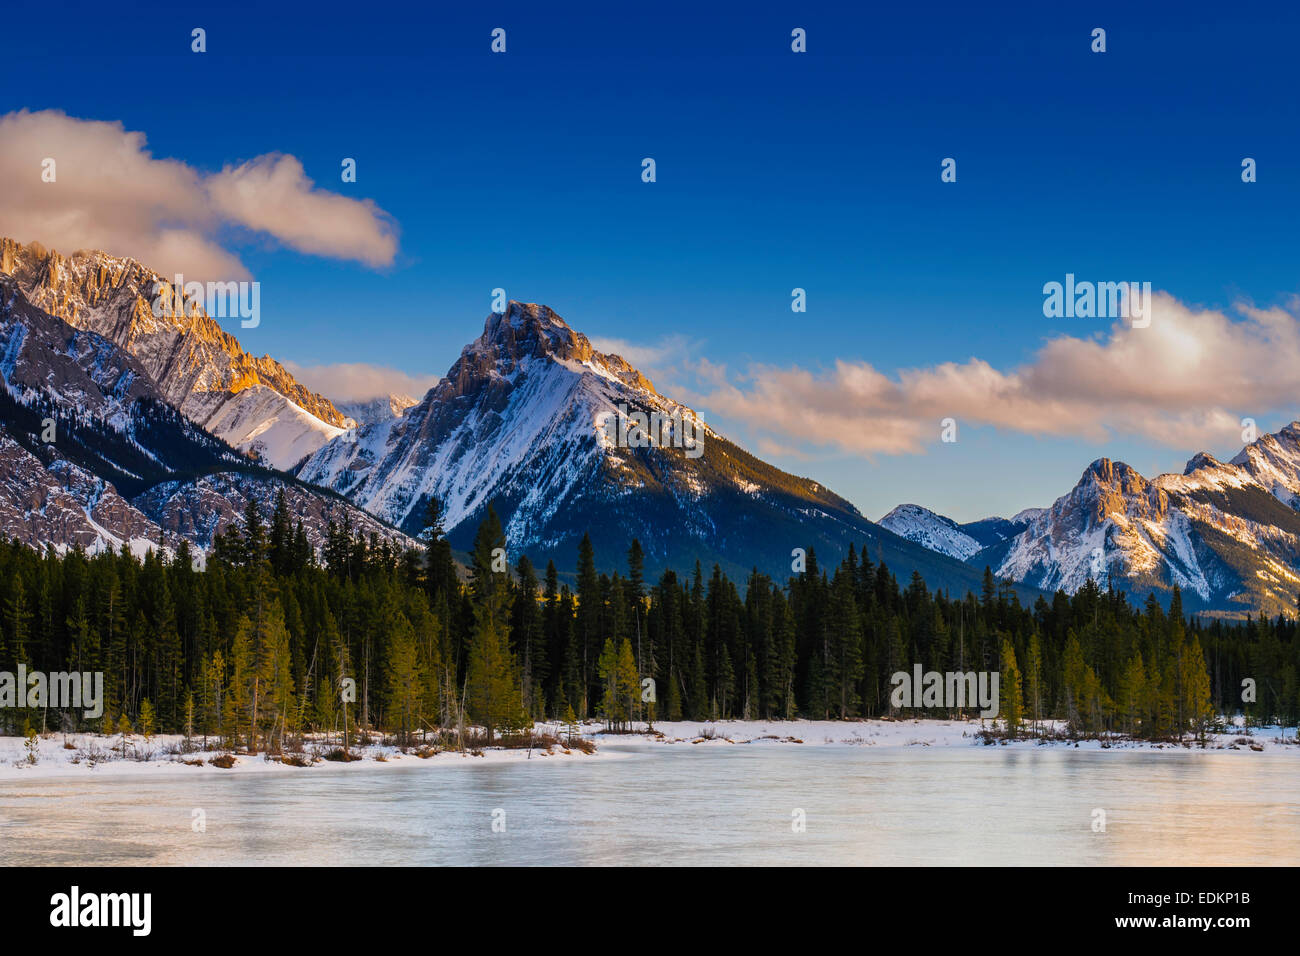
[1,742,1296,865]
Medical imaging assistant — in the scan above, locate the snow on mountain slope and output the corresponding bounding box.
[336,393,417,426]
[0,274,248,494]
[298,301,1006,593]
[878,504,1042,562]
[0,238,347,468]
[994,431,1300,616]
[0,416,414,562]
[0,274,154,423]
[0,274,413,561]
[1227,423,1300,508]
[0,425,173,557]
[134,472,414,556]
[879,504,983,560]
[300,300,713,538]
[201,384,349,470]
[996,459,1210,597]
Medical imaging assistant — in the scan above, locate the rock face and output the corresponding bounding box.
[994,433,1300,616]
[299,300,1003,592]
[0,238,348,468]
[0,273,246,494]
[0,427,172,556]
[133,472,413,556]
[0,274,413,561]
[878,429,1300,615]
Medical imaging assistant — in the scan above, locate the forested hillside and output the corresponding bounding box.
[0,494,1296,745]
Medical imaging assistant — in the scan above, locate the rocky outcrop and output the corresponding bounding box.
[0,238,349,467]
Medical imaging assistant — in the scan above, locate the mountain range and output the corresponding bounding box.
[0,239,352,469]
[296,299,999,591]
[0,245,411,560]
[5,237,1300,615]
[880,431,1300,617]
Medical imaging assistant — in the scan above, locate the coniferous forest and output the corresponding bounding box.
[0,491,1297,747]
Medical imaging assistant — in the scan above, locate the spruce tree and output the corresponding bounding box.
[999,639,1024,736]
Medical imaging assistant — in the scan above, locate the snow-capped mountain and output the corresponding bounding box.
[0,426,173,558]
[1,273,245,495]
[0,238,349,469]
[879,504,1041,561]
[0,274,412,560]
[995,432,1300,616]
[962,509,1045,547]
[879,504,985,560]
[299,300,999,589]
[335,393,417,427]
[134,472,409,557]
[877,425,1300,616]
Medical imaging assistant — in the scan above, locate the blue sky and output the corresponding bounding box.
[4,0,1300,521]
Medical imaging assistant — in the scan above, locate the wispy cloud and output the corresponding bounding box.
[282,360,438,404]
[0,109,397,281]
[677,292,1300,455]
[589,333,699,373]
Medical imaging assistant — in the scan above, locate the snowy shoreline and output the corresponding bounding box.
[586,717,1298,754]
[0,716,1293,779]
[0,729,608,779]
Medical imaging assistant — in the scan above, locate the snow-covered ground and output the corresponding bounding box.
[0,717,1292,779]
[581,716,1298,753]
[0,730,606,779]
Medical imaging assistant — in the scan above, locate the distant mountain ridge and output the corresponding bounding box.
[0,271,412,559]
[884,426,1300,616]
[298,300,1016,592]
[335,393,417,426]
[879,504,1039,560]
[0,238,349,469]
[19,238,1299,615]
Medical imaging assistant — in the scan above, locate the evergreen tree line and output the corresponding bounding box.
[0,491,1296,747]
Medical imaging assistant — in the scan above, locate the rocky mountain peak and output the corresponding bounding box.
[1183,451,1223,475]
[1070,458,1164,524]
[0,237,355,467]
[459,300,656,397]
[483,300,590,363]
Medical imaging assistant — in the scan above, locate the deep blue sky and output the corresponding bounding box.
[4,1,1300,521]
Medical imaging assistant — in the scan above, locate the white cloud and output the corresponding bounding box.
[282,360,438,404]
[207,154,396,267]
[681,292,1300,456]
[590,333,696,371]
[0,109,397,281]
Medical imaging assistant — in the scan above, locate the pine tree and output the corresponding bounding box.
[117,712,132,759]
[1023,632,1043,736]
[386,618,423,745]
[139,699,156,738]
[597,638,619,730]
[999,639,1024,736]
[268,488,292,576]
[465,607,524,743]
[1182,636,1213,744]
[1118,652,1147,737]
[575,533,600,718]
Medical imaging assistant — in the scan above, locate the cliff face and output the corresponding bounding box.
[0,238,350,467]
[0,272,413,561]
